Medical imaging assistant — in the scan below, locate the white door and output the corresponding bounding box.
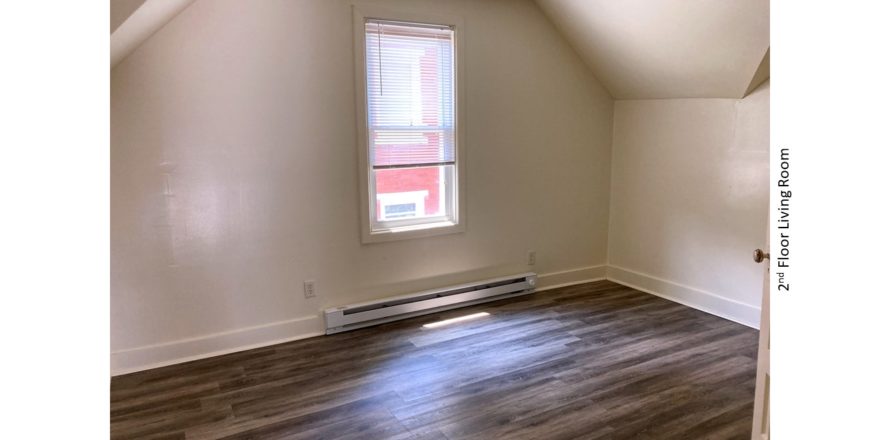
[751,247,770,440]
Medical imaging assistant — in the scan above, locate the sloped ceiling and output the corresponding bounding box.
[110,0,147,33]
[535,0,769,99]
[110,0,195,68]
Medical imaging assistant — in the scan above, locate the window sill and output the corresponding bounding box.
[362,220,464,244]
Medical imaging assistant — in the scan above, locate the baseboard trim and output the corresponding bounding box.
[111,316,323,376]
[112,267,609,376]
[536,265,607,291]
[606,265,760,329]
[112,264,758,375]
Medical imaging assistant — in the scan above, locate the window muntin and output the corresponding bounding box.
[363,19,458,236]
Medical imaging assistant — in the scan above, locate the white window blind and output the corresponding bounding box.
[365,20,455,168]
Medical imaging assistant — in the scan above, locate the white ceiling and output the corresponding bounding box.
[110,0,147,33]
[535,0,769,99]
[110,0,195,68]
[111,0,769,97]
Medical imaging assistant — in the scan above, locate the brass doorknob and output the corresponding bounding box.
[753,249,769,263]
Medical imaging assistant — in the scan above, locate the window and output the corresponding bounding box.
[376,190,427,220]
[354,8,465,243]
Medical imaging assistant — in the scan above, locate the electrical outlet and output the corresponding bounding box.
[527,250,537,266]
[303,280,316,298]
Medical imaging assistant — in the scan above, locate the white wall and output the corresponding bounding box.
[607,81,770,327]
[111,0,613,373]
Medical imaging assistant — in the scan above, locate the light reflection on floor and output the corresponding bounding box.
[422,312,491,329]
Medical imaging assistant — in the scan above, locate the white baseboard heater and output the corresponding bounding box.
[324,272,537,334]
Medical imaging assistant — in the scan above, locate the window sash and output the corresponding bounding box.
[371,161,455,170]
[365,19,456,169]
[369,127,456,167]
[364,17,458,233]
[369,165,456,231]
[354,8,465,242]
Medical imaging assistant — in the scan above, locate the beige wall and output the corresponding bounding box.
[111,0,614,372]
[607,81,770,326]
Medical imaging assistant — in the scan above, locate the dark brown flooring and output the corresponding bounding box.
[111,280,759,440]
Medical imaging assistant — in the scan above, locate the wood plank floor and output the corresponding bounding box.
[111,281,759,439]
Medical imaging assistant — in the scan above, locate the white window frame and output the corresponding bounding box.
[353,5,466,244]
